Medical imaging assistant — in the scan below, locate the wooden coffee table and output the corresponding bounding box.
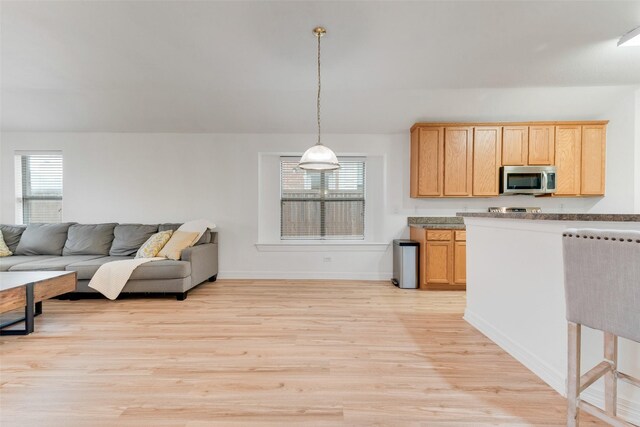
[0,271,76,335]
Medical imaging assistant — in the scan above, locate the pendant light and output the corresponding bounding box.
[298,27,340,171]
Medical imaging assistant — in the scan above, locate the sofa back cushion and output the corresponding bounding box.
[159,223,211,245]
[14,223,74,255]
[109,224,158,256]
[0,224,27,253]
[63,223,117,255]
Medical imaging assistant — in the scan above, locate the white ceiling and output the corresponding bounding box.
[1,0,640,133]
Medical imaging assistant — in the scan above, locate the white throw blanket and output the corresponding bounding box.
[88,257,164,300]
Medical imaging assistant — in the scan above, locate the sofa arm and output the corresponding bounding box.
[181,243,218,285]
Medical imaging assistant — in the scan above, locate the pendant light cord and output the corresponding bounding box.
[316,32,322,146]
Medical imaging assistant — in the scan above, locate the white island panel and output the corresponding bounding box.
[463,216,640,424]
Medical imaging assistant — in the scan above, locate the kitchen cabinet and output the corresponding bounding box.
[502,126,529,166]
[409,227,466,290]
[410,127,443,197]
[528,126,555,165]
[580,124,606,196]
[472,126,502,196]
[554,124,606,197]
[453,231,467,285]
[443,127,473,196]
[410,121,607,199]
[554,125,582,196]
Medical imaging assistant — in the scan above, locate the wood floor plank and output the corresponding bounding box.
[0,280,604,426]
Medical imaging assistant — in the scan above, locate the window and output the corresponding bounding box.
[15,152,63,224]
[280,157,365,240]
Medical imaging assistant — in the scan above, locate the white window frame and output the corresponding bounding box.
[15,151,63,225]
[256,152,387,251]
[279,156,366,241]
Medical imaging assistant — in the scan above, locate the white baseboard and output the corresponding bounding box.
[464,309,640,424]
[464,309,566,394]
[218,271,393,281]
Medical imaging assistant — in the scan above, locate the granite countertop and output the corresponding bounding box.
[456,212,640,222]
[408,216,466,229]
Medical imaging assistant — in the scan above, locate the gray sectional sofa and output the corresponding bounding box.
[0,223,218,300]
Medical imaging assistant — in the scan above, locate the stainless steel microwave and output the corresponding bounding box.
[500,166,557,195]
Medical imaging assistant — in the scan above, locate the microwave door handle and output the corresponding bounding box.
[541,172,547,191]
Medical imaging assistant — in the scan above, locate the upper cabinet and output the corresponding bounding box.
[410,121,607,199]
[555,125,582,196]
[580,125,606,196]
[473,127,501,196]
[443,127,473,196]
[502,126,529,166]
[554,124,606,197]
[528,126,555,165]
[410,127,444,197]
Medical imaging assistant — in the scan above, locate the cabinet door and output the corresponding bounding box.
[443,127,473,196]
[580,125,606,196]
[528,126,555,165]
[555,126,582,196]
[473,127,502,196]
[502,126,529,166]
[426,241,453,284]
[453,241,466,284]
[411,127,444,197]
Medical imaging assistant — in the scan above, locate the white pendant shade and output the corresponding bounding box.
[298,143,340,170]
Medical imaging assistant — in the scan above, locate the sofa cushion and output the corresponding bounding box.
[65,256,132,280]
[159,223,211,245]
[8,255,103,272]
[65,256,190,281]
[14,223,74,255]
[130,260,191,280]
[63,223,117,256]
[0,255,56,272]
[0,224,27,252]
[109,224,158,256]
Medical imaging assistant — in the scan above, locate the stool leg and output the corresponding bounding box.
[568,322,581,427]
[604,332,618,417]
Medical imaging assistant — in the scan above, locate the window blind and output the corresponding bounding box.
[281,157,365,240]
[17,153,63,224]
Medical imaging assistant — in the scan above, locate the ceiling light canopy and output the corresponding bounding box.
[298,27,339,171]
[618,26,640,47]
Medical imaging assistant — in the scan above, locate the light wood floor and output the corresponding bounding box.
[0,280,604,426]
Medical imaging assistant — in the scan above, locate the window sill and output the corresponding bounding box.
[255,242,390,252]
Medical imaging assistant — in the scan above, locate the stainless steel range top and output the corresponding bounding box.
[488,207,542,213]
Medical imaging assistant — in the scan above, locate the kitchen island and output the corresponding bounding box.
[458,212,640,424]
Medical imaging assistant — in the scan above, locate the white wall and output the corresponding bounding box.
[0,132,409,279]
[1,87,638,279]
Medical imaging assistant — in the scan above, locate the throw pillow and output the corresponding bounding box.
[157,231,199,260]
[0,230,12,257]
[135,230,173,259]
[177,219,216,245]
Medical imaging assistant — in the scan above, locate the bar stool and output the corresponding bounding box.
[562,228,640,427]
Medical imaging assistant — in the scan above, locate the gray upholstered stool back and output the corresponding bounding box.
[562,228,640,343]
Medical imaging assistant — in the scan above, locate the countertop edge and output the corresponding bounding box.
[409,224,466,230]
[456,213,640,222]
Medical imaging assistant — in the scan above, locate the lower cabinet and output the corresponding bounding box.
[409,227,466,290]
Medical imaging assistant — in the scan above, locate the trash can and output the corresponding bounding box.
[392,239,419,289]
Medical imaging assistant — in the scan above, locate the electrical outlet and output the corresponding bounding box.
[323,257,332,262]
